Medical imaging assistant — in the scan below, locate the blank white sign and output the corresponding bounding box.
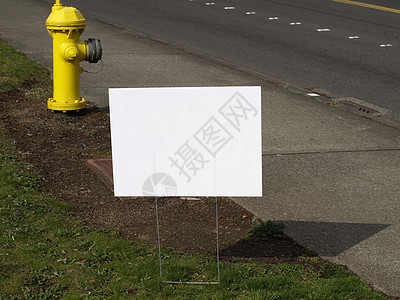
[109,86,262,197]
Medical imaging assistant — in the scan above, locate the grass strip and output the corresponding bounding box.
[0,40,50,94]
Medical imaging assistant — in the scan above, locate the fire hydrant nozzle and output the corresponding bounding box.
[46,0,102,112]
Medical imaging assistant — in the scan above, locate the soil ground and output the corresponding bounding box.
[0,81,313,265]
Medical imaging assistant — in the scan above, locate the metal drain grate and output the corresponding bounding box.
[338,100,381,115]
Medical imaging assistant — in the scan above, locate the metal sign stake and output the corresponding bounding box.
[155,197,221,285]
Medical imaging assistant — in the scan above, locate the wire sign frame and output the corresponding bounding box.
[155,197,221,285]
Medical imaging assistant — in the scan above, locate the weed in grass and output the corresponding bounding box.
[246,220,286,241]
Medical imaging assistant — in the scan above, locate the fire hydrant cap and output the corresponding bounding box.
[46,5,86,28]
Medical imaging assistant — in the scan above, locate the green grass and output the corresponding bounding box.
[0,39,391,299]
[0,39,50,94]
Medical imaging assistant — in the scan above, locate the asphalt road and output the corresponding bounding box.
[61,0,400,121]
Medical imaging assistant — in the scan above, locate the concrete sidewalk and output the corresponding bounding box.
[1,0,400,297]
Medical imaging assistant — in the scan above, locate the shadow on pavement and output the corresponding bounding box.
[282,220,390,257]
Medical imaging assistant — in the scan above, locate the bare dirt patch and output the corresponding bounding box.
[0,82,312,264]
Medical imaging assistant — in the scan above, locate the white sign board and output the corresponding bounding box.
[109,87,262,197]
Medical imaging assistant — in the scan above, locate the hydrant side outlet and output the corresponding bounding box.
[87,38,102,63]
[46,0,102,112]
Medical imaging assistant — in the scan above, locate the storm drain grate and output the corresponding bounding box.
[338,100,381,115]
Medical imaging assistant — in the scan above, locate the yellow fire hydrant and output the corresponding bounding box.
[46,0,102,112]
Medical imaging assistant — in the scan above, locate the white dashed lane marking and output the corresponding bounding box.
[188,2,394,50]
